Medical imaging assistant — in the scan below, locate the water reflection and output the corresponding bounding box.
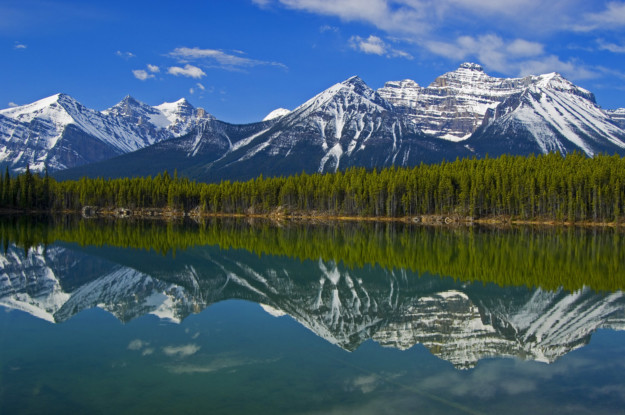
[1,218,623,369]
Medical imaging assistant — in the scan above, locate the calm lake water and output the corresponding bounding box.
[0,217,624,414]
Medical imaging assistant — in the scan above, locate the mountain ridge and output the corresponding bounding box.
[4,63,625,181]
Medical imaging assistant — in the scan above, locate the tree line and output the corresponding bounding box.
[1,152,624,222]
[1,216,623,292]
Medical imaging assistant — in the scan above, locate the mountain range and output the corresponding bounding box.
[2,63,625,181]
[1,242,623,369]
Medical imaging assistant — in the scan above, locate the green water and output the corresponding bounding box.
[0,217,624,414]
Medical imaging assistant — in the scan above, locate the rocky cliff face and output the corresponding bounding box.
[378,63,531,141]
[377,62,624,154]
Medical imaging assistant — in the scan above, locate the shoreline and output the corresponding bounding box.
[3,206,621,228]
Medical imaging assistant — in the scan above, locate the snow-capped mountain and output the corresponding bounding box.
[59,76,464,181]
[0,94,211,172]
[469,73,625,156]
[378,62,530,141]
[8,63,625,180]
[379,63,625,156]
[2,242,623,369]
[200,75,458,180]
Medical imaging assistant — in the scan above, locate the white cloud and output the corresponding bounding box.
[519,56,598,80]
[14,43,26,49]
[597,39,625,53]
[506,39,545,57]
[350,35,385,55]
[162,344,200,357]
[132,69,154,81]
[261,0,582,36]
[423,34,598,80]
[147,64,160,73]
[189,87,195,94]
[8,102,18,108]
[167,64,206,79]
[576,1,625,31]
[276,0,430,35]
[116,50,135,59]
[196,82,206,90]
[320,25,340,33]
[349,35,413,59]
[168,47,286,71]
[425,34,545,74]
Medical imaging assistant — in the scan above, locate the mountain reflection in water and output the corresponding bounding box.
[0,217,623,369]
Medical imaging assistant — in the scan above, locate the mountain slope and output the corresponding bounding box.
[55,118,276,180]
[468,74,625,156]
[0,94,210,172]
[378,62,529,141]
[8,63,625,181]
[58,76,468,181]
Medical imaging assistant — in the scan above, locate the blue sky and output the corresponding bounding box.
[2,0,625,123]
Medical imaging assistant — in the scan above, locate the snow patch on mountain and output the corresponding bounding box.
[263,108,290,121]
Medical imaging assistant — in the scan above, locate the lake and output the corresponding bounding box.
[0,216,624,414]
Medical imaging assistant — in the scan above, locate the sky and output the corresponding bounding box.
[2,0,625,123]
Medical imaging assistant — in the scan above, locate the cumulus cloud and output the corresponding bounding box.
[349,35,413,59]
[254,1,625,82]
[519,56,598,80]
[257,0,583,36]
[425,34,545,74]
[196,82,205,90]
[147,64,160,73]
[14,43,26,49]
[132,69,154,81]
[167,64,206,79]
[421,33,601,80]
[168,47,286,71]
[350,35,385,55]
[162,344,200,357]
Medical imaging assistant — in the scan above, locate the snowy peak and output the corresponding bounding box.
[378,62,617,147]
[379,62,526,141]
[0,93,80,124]
[531,72,596,102]
[263,108,290,121]
[0,93,215,172]
[104,95,158,119]
[293,75,391,117]
[471,73,625,157]
[459,62,484,71]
